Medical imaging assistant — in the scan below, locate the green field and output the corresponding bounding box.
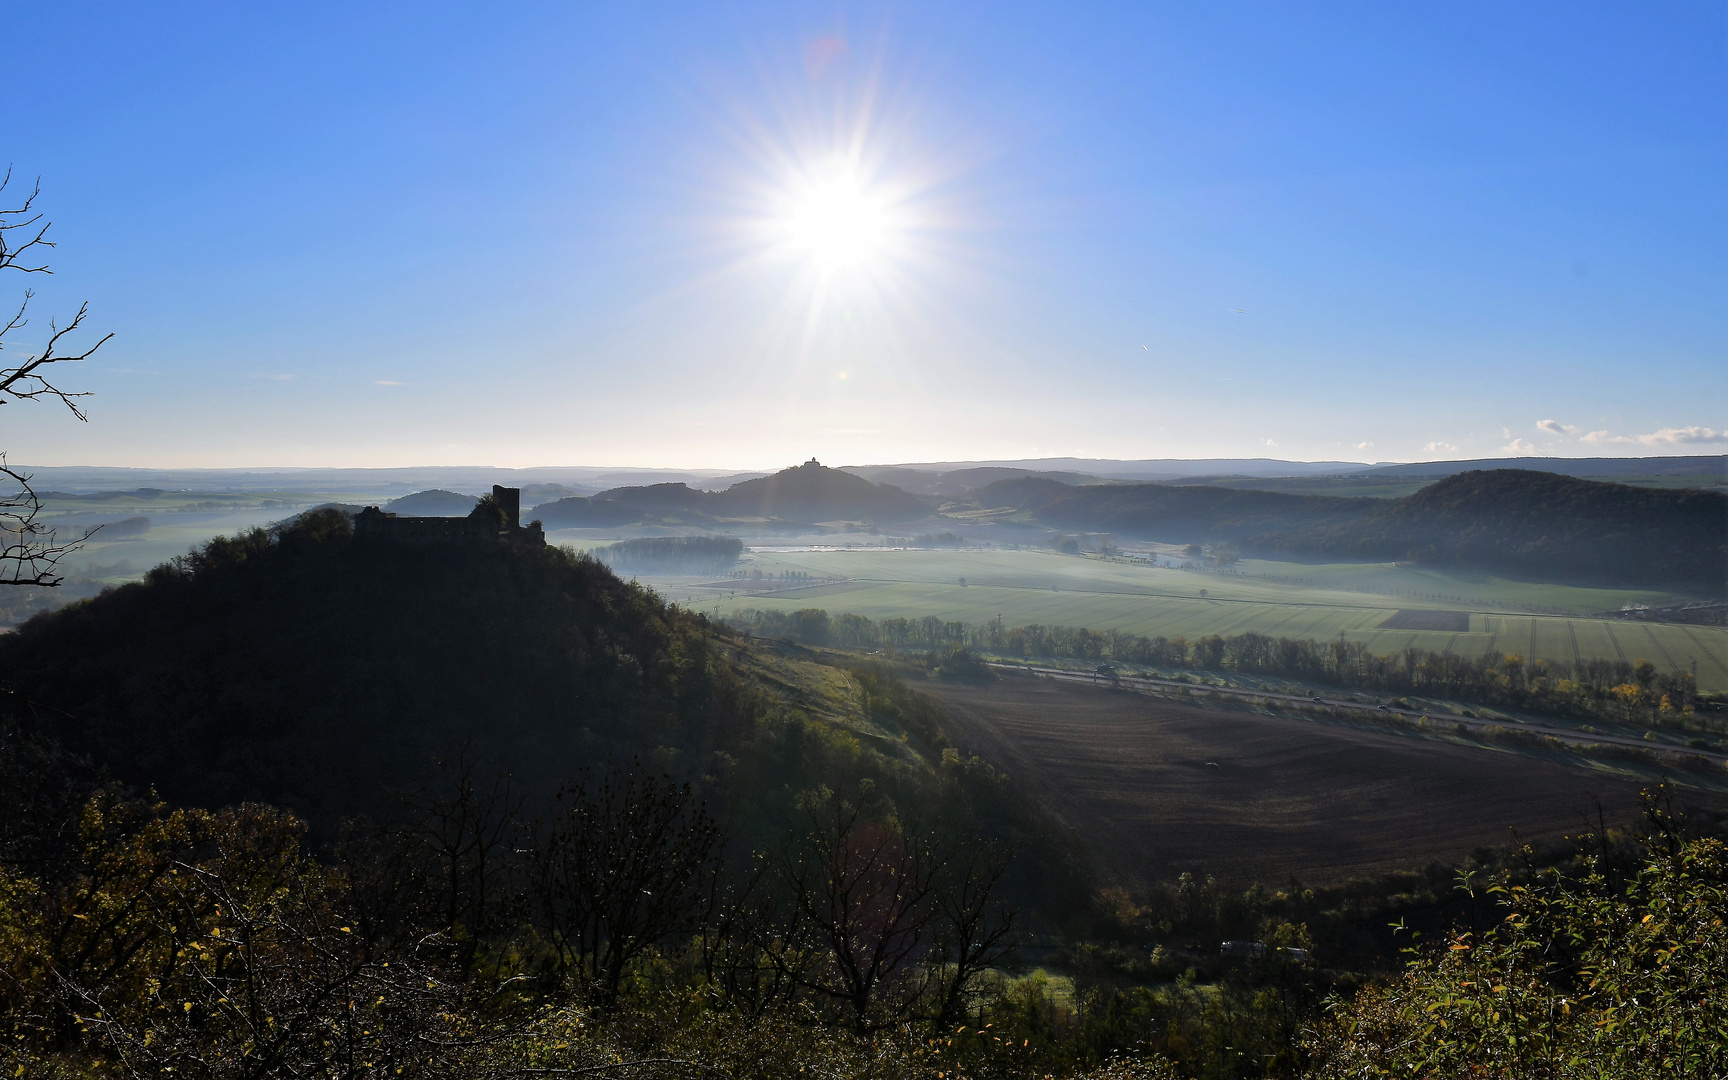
[637,548,1728,692]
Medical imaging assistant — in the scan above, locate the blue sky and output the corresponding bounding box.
[5,2,1724,468]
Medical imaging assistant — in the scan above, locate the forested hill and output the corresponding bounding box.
[0,510,758,828]
[1268,469,1726,590]
[534,460,931,527]
[998,469,1726,593]
[0,510,1030,854]
[715,459,929,521]
[999,478,1363,537]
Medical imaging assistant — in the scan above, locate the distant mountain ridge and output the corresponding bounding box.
[848,457,1376,482]
[1362,455,1725,481]
[15,455,1717,498]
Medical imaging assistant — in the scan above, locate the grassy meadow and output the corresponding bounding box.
[639,548,1728,692]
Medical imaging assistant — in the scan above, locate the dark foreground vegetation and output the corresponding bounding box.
[726,608,1721,742]
[5,716,1725,1078]
[4,514,1727,1077]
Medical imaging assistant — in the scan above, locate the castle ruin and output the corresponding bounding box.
[354,485,546,546]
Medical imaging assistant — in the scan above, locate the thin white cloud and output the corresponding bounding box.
[1502,438,1538,455]
[1536,418,1581,436]
[1355,441,1373,450]
[1637,425,1726,446]
[250,373,295,382]
[1580,425,1724,446]
[1263,438,1278,447]
[1424,441,1459,454]
[373,379,405,386]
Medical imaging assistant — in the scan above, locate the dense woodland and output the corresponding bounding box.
[599,535,745,574]
[2,516,1726,1077]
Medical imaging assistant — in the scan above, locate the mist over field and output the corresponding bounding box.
[4,4,1726,1079]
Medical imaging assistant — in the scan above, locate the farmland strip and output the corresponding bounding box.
[1251,604,1312,638]
[1603,622,1629,665]
[1639,624,1683,677]
[1676,625,1728,681]
[837,575,1556,619]
[1209,603,1282,639]
[1567,622,1582,668]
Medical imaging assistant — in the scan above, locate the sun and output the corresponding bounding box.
[776,163,901,275]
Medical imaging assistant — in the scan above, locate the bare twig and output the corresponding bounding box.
[0,168,56,274]
[0,456,99,586]
[0,168,111,587]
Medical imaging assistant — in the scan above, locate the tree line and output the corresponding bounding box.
[597,534,744,573]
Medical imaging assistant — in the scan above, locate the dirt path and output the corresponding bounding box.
[919,675,1721,889]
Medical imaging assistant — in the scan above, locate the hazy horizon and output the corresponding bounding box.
[10,450,1723,486]
[7,3,1725,469]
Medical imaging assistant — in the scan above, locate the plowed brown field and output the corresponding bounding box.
[920,674,1725,888]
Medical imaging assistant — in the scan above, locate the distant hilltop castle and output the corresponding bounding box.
[354,485,546,546]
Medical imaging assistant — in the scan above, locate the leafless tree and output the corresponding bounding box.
[779,791,945,1034]
[393,752,529,981]
[1,168,112,586]
[699,852,813,1018]
[926,842,1019,1027]
[531,763,723,1006]
[750,791,1019,1034]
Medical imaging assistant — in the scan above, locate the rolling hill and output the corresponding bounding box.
[383,488,479,515]
[534,460,931,528]
[990,469,1726,594]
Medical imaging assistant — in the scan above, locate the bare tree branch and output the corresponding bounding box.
[0,456,99,586]
[0,168,56,274]
[0,167,112,588]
